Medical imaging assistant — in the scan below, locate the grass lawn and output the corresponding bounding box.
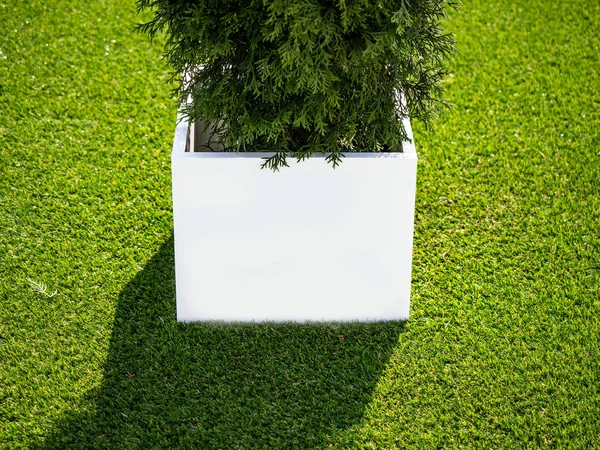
[1,0,599,448]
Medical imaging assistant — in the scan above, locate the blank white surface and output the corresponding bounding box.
[172,117,417,322]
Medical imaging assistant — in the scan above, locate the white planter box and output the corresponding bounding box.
[172,116,418,322]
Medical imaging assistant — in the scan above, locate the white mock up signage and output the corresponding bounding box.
[171,115,418,322]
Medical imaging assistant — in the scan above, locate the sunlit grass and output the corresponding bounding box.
[1,0,598,448]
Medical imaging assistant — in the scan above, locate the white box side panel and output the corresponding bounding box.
[172,119,417,322]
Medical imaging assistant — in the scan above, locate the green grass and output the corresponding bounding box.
[1,0,599,448]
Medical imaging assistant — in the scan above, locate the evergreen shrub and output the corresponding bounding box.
[137,0,457,169]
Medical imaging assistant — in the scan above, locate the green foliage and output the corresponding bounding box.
[137,0,457,168]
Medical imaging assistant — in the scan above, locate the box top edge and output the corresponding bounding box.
[172,113,417,160]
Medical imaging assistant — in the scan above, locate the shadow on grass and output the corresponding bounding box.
[41,236,406,449]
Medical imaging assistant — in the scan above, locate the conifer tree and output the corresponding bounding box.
[137,0,457,169]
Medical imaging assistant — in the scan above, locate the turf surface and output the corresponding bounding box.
[1,0,599,448]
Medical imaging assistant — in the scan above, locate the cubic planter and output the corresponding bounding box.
[171,115,418,322]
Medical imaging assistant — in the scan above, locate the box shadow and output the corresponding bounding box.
[40,235,406,448]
